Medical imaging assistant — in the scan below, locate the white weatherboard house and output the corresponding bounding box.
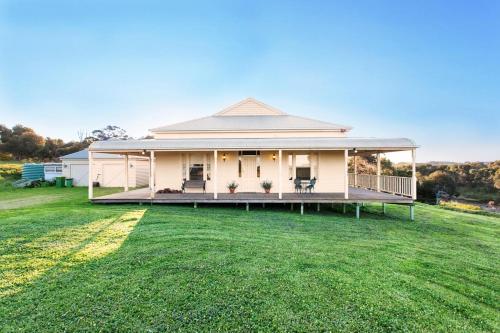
[89,98,418,219]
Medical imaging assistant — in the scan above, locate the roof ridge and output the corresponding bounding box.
[214,97,287,116]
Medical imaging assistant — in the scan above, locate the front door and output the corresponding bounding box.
[240,156,259,192]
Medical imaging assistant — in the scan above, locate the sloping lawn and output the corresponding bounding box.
[0,188,498,331]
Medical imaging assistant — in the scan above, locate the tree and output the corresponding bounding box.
[1,125,45,160]
[426,170,457,195]
[87,125,130,141]
[0,124,13,143]
[39,138,65,160]
[494,169,500,190]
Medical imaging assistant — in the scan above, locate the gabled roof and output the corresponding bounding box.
[150,98,351,133]
[60,149,123,160]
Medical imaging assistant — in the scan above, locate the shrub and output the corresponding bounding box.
[0,164,22,177]
[261,180,272,191]
[439,201,481,213]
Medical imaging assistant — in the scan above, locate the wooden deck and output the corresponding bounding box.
[91,187,413,204]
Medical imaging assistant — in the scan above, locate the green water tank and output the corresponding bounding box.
[22,163,44,181]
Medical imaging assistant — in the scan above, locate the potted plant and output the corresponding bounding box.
[227,181,238,194]
[261,180,272,194]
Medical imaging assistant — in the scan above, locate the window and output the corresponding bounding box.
[206,158,211,181]
[44,165,62,173]
[295,154,311,180]
[238,157,242,177]
[189,164,204,180]
[257,155,261,178]
[182,158,187,179]
[239,151,260,156]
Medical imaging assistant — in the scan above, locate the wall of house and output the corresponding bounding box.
[153,150,346,194]
[316,150,346,193]
[155,152,184,191]
[153,130,346,139]
[62,158,149,187]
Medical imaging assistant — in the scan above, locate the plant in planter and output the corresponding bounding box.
[227,181,239,194]
[261,180,273,193]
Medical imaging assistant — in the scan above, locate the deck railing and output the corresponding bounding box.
[348,173,413,197]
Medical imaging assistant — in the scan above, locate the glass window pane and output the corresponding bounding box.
[295,154,311,179]
[189,164,204,180]
[296,167,311,180]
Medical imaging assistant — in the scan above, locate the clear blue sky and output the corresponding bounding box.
[1,0,499,162]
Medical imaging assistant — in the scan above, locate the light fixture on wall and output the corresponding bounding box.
[353,148,358,154]
[272,153,276,161]
[222,153,226,162]
[142,149,146,155]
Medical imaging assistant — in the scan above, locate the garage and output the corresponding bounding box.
[69,163,89,186]
[61,149,149,187]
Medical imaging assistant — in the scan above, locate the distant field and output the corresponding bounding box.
[457,185,500,203]
[0,186,498,331]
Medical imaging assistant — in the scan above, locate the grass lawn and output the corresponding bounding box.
[0,187,498,331]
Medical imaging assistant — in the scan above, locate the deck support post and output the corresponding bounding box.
[291,203,294,211]
[376,153,381,192]
[317,203,320,212]
[411,149,417,200]
[262,203,265,208]
[213,150,218,199]
[88,151,93,200]
[246,202,249,212]
[342,203,346,214]
[124,154,129,192]
[382,203,386,214]
[150,151,155,199]
[194,202,197,209]
[410,205,415,221]
[356,203,360,219]
[344,149,349,199]
[278,149,282,199]
[300,203,304,215]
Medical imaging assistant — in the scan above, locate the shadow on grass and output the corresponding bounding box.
[0,209,146,297]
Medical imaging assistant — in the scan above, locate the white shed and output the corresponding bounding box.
[60,149,149,187]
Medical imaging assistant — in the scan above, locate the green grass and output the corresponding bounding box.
[0,187,499,332]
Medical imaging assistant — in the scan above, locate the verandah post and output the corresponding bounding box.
[278,149,283,199]
[88,150,93,200]
[411,149,417,200]
[344,149,349,199]
[376,153,381,192]
[354,155,357,186]
[213,150,218,199]
[150,150,155,199]
[124,154,129,192]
